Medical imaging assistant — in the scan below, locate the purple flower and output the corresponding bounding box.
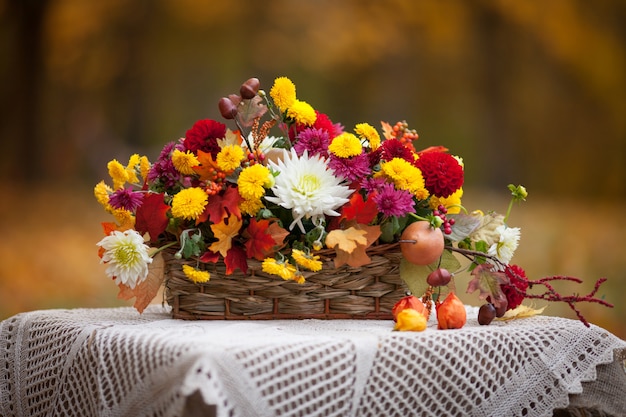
[328,152,371,182]
[293,128,330,158]
[148,141,184,190]
[372,182,415,217]
[109,188,144,211]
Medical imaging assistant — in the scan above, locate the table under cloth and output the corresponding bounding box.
[0,305,624,417]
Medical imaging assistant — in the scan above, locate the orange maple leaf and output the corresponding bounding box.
[192,150,220,182]
[117,251,165,313]
[244,218,277,260]
[268,221,289,247]
[381,121,395,140]
[339,192,378,224]
[326,224,381,268]
[209,213,243,257]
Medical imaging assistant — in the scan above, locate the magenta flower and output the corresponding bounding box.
[372,182,415,217]
[294,128,330,158]
[328,152,371,182]
[109,188,144,211]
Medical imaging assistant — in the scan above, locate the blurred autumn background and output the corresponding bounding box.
[0,0,624,338]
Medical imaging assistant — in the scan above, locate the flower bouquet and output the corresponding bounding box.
[95,76,611,326]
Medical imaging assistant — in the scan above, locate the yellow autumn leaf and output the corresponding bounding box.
[209,213,243,256]
[327,224,382,268]
[498,304,546,321]
[325,227,368,253]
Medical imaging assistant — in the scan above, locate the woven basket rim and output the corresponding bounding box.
[163,242,406,320]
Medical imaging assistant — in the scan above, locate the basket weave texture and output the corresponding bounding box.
[164,243,407,320]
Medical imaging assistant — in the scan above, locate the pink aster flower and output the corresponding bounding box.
[293,127,330,158]
[328,152,371,182]
[108,187,144,211]
[372,182,415,217]
[360,177,387,194]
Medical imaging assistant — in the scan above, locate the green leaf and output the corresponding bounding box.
[399,250,461,297]
[447,214,482,242]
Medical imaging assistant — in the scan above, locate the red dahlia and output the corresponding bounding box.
[184,119,226,157]
[502,264,529,310]
[414,151,464,198]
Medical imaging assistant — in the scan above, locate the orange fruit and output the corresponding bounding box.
[399,221,444,265]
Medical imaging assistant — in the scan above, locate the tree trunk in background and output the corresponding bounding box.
[3,0,50,183]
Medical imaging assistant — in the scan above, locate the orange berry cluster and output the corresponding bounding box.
[391,121,418,152]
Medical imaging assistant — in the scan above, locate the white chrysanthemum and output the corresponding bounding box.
[265,149,353,232]
[97,229,153,288]
[488,225,521,269]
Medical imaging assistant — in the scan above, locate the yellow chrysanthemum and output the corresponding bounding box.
[108,159,129,190]
[293,271,306,284]
[238,164,271,200]
[126,154,141,184]
[139,156,151,181]
[429,187,464,214]
[171,187,209,220]
[261,257,297,281]
[216,144,245,172]
[286,100,316,126]
[94,181,112,210]
[112,208,135,230]
[172,149,200,175]
[239,197,264,216]
[328,132,362,158]
[379,158,429,199]
[182,264,210,283]
[291,249,323,272]
[354,123,381,150]
[270,76,297,111]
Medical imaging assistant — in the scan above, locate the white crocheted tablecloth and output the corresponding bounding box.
[0,305,624,417]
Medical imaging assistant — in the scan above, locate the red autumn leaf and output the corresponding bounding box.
[417,145,449,155]
[339,192,378,224]
[199,250,220,263]
[244,218,277,260]
[193,150,220,182]
[224,245,248,275]
[135,193,169,242]
[467,263,510,310]
[205,186,242,224]
[117,251,165,313]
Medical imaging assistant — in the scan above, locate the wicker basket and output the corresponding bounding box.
[164,243,407,320]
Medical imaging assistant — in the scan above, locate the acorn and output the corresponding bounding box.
[240,77,260,99]
[218,97,237,119]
